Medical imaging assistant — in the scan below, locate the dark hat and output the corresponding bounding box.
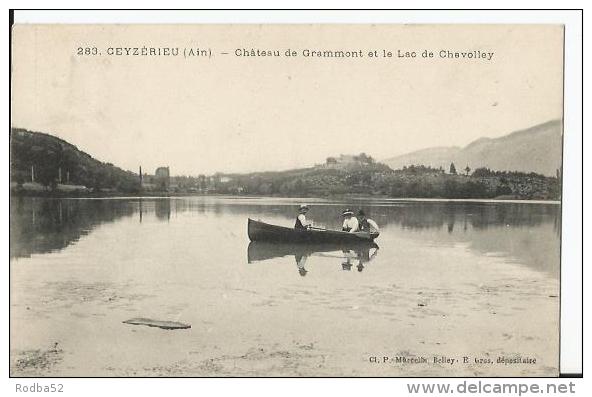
[299,204,310,212]
[357,209,366,216]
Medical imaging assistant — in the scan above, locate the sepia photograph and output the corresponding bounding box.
[9,21,568,378]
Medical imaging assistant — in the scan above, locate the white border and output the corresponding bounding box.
[11,9,585,25]
[558,10,583,376]
[4,7,584,396]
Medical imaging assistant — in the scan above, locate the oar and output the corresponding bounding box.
[309,225,367,235]
[307,226,330,231]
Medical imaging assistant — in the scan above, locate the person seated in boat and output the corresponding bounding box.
[356,210,380,234]
[341,209,359,233]
[295,204,311,230]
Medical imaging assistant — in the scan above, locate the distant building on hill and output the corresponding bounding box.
[325,153,375,168]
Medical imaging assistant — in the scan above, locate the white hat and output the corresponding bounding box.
[299,204,310,212]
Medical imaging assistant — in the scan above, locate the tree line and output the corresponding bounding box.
[10,130,560,200]
[214,161,560,200]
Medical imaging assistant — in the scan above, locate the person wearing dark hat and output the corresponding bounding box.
[357,209,380,233]
[295,204,311,230]
[341,208,359,232]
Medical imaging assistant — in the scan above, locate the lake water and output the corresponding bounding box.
[10,196,561,376]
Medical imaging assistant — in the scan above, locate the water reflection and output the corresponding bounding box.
[167,199,560,232]
[10,197,136,258]
[10,198,183,259]
[248,241,379,276]
[154,199,171,221]
[10,197,561,279]
[343,245,380,272]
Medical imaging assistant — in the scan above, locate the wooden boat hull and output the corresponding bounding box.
[247,218,379,244]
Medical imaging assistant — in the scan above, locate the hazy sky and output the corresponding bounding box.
[11,24,563,175]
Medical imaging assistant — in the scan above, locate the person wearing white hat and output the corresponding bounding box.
[295,204,312,230]
[341,208,359,233]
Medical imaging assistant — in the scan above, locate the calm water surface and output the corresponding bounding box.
[10,196,561,276]
[9,196,561,376]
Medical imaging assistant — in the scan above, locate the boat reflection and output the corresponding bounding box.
[247,241,379,276]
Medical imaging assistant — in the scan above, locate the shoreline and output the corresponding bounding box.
[10,192,561,205]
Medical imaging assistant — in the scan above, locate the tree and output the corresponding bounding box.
[449,162,457,175]
[464,165,471,176]
[472,167,493,177]
[357,153,375,165]
[444,179,459,198]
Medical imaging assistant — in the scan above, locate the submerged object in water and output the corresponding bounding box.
[122,318,191,330]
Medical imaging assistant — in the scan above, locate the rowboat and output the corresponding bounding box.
[247,241,378,263]
[247,218,379,244]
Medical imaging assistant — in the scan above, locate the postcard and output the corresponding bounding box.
[10,23,565,377]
